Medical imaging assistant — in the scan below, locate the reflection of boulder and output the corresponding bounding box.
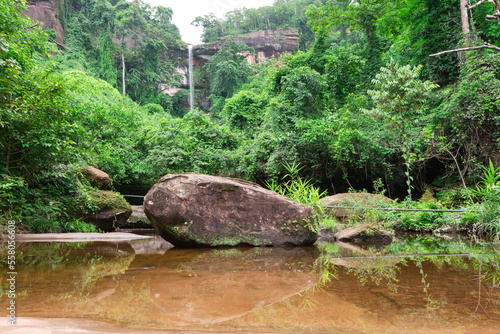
[145,247,320,325]
[144,173,316,247]
[129,235,173,255]
[12,245,319,327]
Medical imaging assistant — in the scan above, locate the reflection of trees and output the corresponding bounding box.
[315,235,500,315]
[0,241,135,315]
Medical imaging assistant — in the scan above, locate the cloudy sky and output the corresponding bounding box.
[145,0,277,44]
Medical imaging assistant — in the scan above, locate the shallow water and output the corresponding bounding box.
[1,233,499,333]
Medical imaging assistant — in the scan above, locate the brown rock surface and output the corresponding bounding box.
[82,166,112,189]
[144,173,317,247]
[23,0,64,45]
[194,28,298,59]
[335,224,392,244]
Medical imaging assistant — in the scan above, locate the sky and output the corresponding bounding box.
[145,0,277,44]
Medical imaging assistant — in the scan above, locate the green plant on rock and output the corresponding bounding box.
[265,162,327,234]
[266,162,327,207]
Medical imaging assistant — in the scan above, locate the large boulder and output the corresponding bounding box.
[143,173,317,247]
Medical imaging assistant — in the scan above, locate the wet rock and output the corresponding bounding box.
[125,205,152,228]
[144,173,317,247]
[82,166,112,190]
[318,193,393,218]
[335,224,392,244]
[83,191,132,231]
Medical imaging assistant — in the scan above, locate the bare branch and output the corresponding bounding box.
[466,0,487,10]
[429,44,500,57]
[486,14,500,21]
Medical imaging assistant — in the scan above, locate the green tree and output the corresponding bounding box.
[221,90,268,135]
[366,59,438,197]
[307,0,390,79]
[205,38,253,114]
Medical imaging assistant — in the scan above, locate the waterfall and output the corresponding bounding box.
[188,45,194,110]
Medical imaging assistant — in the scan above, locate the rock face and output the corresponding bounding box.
[82,166,112,190]
[318,193,393,218]
[193,28,299,60]
[143,173,317,247]
[23,0,64,45]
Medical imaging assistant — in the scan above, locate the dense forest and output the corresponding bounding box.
[1,0,500,235]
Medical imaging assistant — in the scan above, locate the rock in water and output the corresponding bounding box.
[143,173,317,247]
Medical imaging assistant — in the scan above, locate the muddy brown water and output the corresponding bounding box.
[1,233,499,333]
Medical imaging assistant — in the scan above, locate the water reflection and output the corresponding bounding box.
[0,235,499,333]
[0,241,319,328]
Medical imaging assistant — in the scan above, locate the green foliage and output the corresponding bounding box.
[205,38,254,114]
[56,0,182,108]
[442,53,500,176]
[266,162,327,206]
[269,66,327,131]
[366,59,438,197]
[265,162,327,233]
[4,0,500,237]
[0,165,104,233]
[141,103,165,114]
[171,89,189,118]
[221,90,267,134]
[192,0,327,44]
[62,70,143,183]
[1,68,76,175]
[471,160,500,202]
[324,41,365,106]
[141,109,241,181]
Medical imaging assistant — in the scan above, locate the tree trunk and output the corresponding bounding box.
[122,50,126,96]
[461,0,471,45]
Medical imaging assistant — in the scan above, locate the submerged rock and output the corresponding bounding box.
[143,173,317,247]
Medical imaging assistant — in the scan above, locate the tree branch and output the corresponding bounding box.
[429,44,500,57]
[466,0,487,10]
[486,13,500,21]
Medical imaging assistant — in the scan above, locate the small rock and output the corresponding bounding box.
[335,224,392,244]
[82,166,112,190]
[83,190,132,231]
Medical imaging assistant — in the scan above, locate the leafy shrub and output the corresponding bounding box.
[141,103,165,114]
